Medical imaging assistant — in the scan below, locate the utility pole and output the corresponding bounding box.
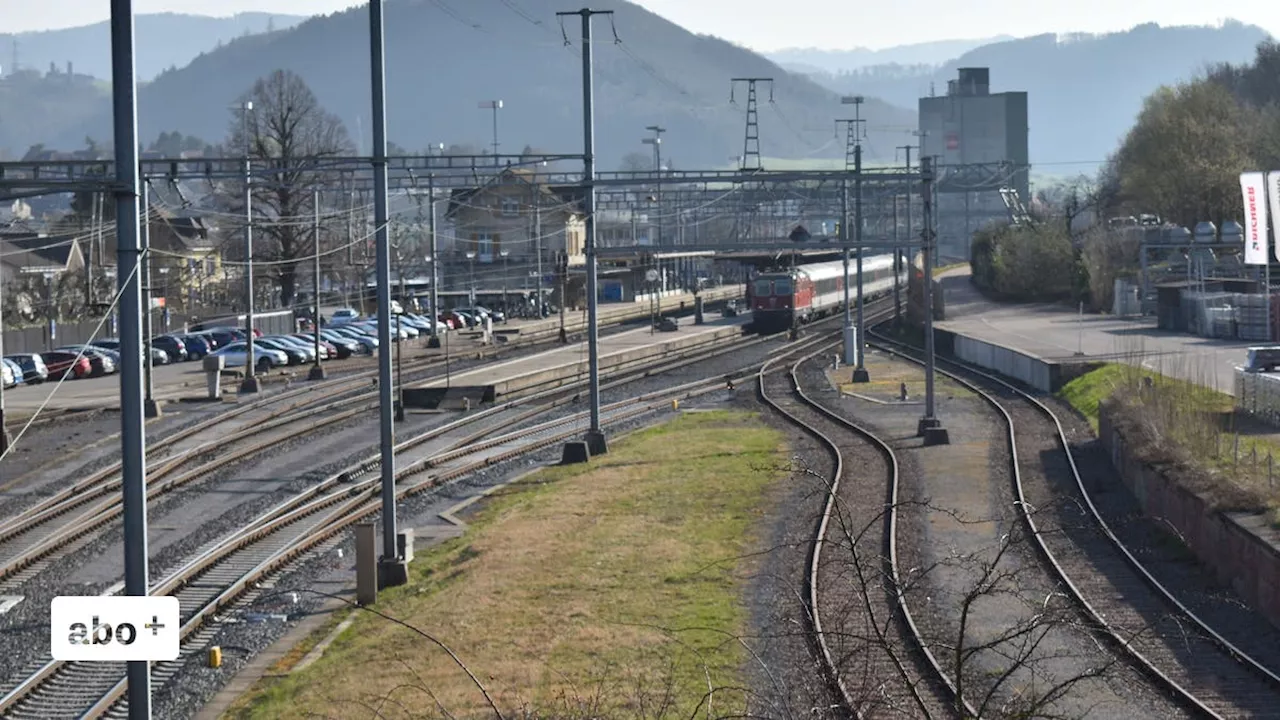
[239,100,258,394]
[110,1,151,714]
[918,156,948,445]
[896,143,916,325]
[558,252,568,343]
[642,125,664,262]
[309,189,325,380]
[835,114,860,371]
[534,197,543,317]
[368,0,406,587]
[558,7,611,456]
[838,96,870,383]
[141,183,160,418]
[427,173,441,349]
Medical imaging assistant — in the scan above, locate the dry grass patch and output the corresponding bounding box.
[827,351,970,402]
[227,410,785,719]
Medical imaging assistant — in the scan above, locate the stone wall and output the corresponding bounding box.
[1098,400,1280,629]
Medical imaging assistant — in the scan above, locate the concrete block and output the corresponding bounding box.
[379,557,409,589]
[397,528,415,564]
[561,441,590,465]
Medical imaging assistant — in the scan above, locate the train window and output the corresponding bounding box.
[754,279,773,297]
[775,278,792,295]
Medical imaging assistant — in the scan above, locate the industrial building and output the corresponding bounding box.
[918,67,1029,260]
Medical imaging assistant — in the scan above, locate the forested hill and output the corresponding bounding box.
[22,0,917,169]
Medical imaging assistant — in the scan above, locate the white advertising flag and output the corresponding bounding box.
[1241,171,1269,265]
[1269,171,1280,260]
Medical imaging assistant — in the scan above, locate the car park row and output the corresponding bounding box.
[0,305,503,388]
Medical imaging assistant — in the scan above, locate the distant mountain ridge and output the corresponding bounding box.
[0,12,308,82]
[30,0,915,170]
[767,38,1013,73]
[784,21,1274,171]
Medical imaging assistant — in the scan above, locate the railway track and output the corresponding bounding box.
[0,309,692,492]
[0,319,774,598]
[0,321,828,718]
[755,317,963,719]
[871,328,1280,718]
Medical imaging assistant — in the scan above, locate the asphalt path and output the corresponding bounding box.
[936,266,1254,395]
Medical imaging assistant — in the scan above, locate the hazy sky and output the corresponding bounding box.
[5,1,1277,51]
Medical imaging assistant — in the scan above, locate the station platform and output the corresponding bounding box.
[405,310,749,409]
[936,266,1254,394]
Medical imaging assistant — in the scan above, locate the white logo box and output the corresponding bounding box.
[51,596,180,662]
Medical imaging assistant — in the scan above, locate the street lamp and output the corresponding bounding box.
[499,249,510,321]
[465,251,477,307]
[478,100,503,164]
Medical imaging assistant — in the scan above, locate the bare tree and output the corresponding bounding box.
[224,69,353,310]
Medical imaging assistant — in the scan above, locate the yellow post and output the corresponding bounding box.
[208,646,223,668]
[672,399,679,411]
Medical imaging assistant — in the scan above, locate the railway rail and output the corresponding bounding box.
[0,317,770,597]
[0,317,829,718]
[871,328,1280,719]
[755,307,964,719]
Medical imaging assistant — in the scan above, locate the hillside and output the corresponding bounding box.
[35,0,914,170]
[793,21,1273,171]
[0,69,108,161]
[768,37,1012,74]
[0,13,308,82]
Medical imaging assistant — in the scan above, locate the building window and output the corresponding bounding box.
[476,233,496,263]
[500,198,520,217]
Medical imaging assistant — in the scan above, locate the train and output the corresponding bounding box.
[748,254,907,333]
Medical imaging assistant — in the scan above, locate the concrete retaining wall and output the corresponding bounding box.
[1099,402,1280,629]
[930,328,1091,393]
[952,334,1053,392]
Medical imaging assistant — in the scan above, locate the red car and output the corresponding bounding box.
[40,351,92,380]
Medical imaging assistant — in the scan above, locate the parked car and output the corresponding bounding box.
[406,313,449,335]
[292,333,348,359]
[253,337,307,365]
[210,342,288,373]
[470,305,506,323]
[264,335,320,362]
[272,333,327,360]
[6,353,48,384]
[40,351,92,380]
[437,311,463,329]
[56,346,117,376]
[324,327,378,353]
[2,359,19,389]
[91,339,170,365]
[203,329,239,348]
[330,308,361,324]
[150,335,188,362]
[179,334,212,359]
[452,309,479,328]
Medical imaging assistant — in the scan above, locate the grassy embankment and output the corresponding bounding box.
[1058,363,1280,523]
[226,410,787,719]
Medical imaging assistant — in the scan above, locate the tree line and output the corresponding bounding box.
[972,40,1278,310]
[1102,40,1280,227]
